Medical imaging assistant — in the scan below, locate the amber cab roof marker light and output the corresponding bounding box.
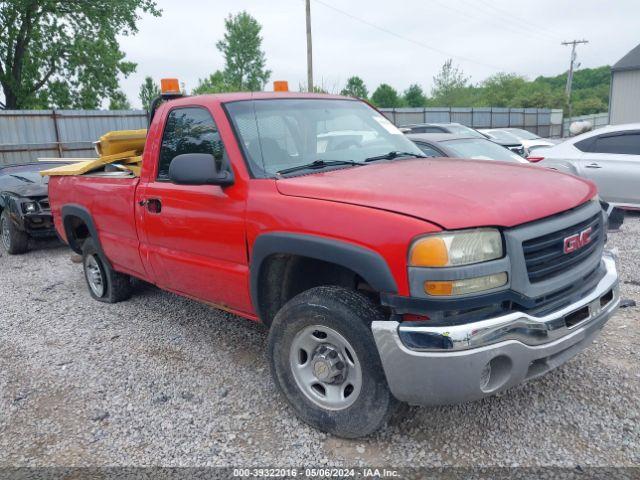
[160,78,183,97]
[148,78,185,126]
[273,81,289,92]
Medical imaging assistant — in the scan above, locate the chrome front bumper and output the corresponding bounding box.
[371,254,619,406]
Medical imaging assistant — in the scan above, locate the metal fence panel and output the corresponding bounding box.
[508,108,524,128]
[472,108,492,128]
[424,108,451,123]
[379,107,564,138]
[393,108,425,126]
[450,107,472,126]
[0,109,147,165]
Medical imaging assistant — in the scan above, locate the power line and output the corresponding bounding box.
[433,0,560,45]
[310,0,505,72]
[473,0,565,42]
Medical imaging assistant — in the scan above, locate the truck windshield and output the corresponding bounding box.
[225,99,424,177]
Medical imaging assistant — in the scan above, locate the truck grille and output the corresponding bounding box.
[523,212,602,283]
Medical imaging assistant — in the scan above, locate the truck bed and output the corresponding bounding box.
[49,175,147,279]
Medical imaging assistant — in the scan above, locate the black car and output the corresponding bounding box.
[0,162,67,254]
[401,122,527,156]
[405,133,529,164]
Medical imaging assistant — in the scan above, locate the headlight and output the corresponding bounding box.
[22,201,38,214]
[409,228,503,267]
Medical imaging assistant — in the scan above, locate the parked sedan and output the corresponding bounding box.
[0,162,67,254]
[529,123,640,209]
[406,133,529,163]
[477,129,527,156]
[401,122,485,138]
[401,123,526,156]
[499,128,559,150]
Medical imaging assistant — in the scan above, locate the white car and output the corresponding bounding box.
[529,123,640,209]
[496,128,558,151]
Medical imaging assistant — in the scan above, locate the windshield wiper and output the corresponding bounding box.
[364,151,427,163]
[276,159,364,176]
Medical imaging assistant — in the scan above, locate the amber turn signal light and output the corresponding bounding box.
[424,281,454,296]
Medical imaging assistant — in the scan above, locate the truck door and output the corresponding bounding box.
[137,106,252,314]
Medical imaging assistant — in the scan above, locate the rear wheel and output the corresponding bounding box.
[267,286,397,438]
[1,210,29,255]
[82,238,132,303]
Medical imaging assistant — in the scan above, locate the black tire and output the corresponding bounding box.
[81,238,132,303]
[0,209,29,255]
[267,285,398,438]
[607,207,625,231]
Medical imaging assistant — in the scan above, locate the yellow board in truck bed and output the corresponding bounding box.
[40,128,147,177]
[40,150,141,176]
[95,129,147,157]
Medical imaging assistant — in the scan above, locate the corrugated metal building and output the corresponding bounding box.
[609,43,640,125]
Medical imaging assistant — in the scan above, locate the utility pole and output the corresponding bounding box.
[562,39,588,123]
[306,0,314,92]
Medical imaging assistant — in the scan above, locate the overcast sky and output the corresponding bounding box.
[116,0,638,107]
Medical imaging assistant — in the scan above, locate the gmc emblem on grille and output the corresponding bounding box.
[563,227,593,254]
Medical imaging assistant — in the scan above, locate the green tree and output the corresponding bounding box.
[371,84,401,108]
[340,76,368,99]
[298,83,328,93]
[216,11,271,91]
[192,71,233,95]
[139,76,160,111]
[573,97,607,115]
[481,73,528,106]
[109,90,131,110]
[403,84,426,107]
[431,59,469,101]
[0,0,160,109]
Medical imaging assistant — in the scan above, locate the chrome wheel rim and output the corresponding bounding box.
[289,325,362,411]
[1,218,10,250]
[85,254,105,297]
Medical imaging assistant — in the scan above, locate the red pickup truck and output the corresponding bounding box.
[48,91,620,438]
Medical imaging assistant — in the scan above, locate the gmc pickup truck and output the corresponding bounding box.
[47,91,620,438]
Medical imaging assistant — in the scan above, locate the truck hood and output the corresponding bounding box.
[275,159,596,229]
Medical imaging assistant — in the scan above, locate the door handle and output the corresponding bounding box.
[139,198,162,213]
[585,163,602,169]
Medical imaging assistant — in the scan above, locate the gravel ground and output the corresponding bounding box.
[0,214,639,468]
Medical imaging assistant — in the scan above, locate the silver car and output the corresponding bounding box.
[530,123,640,209]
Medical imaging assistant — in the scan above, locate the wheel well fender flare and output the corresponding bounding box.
[249,232,398,318]
[60,204,111,267]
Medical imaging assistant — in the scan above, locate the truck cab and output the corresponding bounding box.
[47,90,620,438]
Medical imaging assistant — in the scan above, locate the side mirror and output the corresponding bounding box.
[168,153,234,186]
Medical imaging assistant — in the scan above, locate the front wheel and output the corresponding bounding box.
[267,286,397,438]
[1,210,29,255]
